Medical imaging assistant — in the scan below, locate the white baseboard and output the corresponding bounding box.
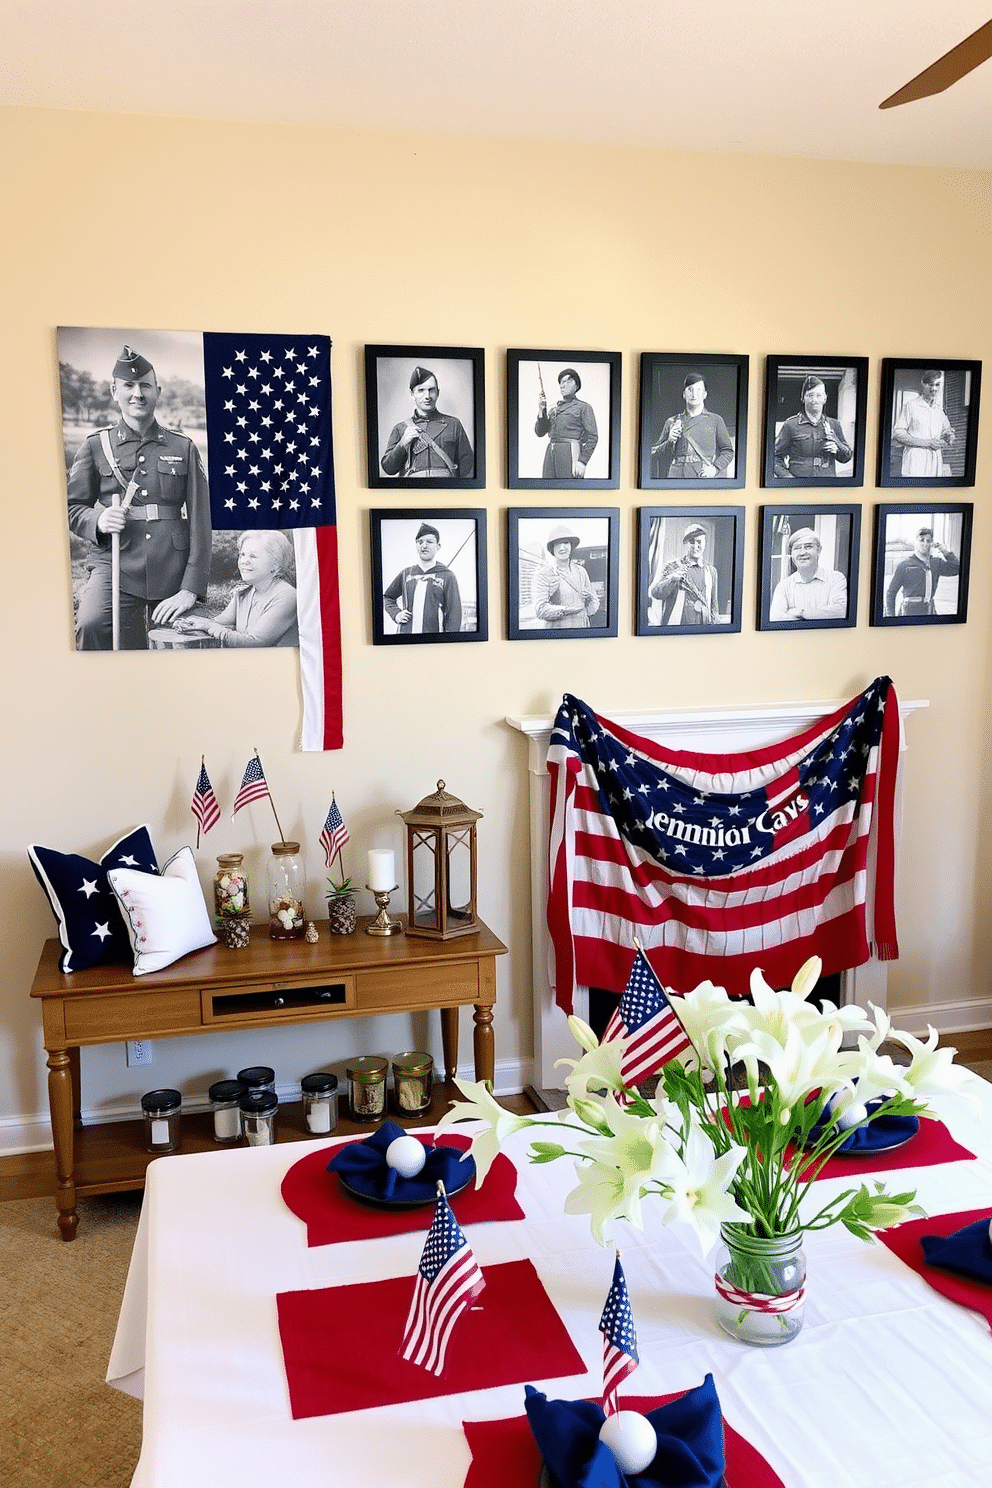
[0,1058,535,1158]
[889,997,992,1037]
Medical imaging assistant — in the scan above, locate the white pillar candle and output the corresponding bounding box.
[367,849,395,892]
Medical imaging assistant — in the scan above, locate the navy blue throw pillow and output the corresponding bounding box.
[28,826,159,972]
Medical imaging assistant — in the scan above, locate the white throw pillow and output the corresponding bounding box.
[108,846,216,976]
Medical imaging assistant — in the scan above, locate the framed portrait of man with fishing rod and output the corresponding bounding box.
[507,349,621,490]
[370,509,488,646]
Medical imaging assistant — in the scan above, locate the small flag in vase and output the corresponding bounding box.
[400,1189,485,1376]
[232,755,269,818]
[320,796,349,867]
[599,1254,639,1416]
[603,947,692,1087]
[191,761,220,838]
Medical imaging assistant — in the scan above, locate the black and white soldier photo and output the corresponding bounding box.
[638,354,748,490]
[636,506,745,636]
[370,509,488,645]
[763,356,869,488]
[878,360,982,488]
[507,507,619,639]
[870,503,973,627]
[507,351,621,489]
[365,346,485,490]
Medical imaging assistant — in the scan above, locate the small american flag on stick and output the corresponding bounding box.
[603,946,692,1087]
[232,754,270,817]
[191,758,220,846]
[599,1252,639,1416]
[400,1187,485,1376]
[320,795,349,868]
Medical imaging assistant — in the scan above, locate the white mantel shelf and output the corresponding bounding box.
[506,695,929,1089]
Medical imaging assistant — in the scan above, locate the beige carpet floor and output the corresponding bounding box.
[1,1191,143,1488]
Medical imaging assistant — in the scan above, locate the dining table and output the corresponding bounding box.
[107,1075,992,1487]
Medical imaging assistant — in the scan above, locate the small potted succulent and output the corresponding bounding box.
[326,874,357,935]
[218,904,252,950]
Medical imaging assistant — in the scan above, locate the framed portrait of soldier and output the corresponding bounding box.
[870,503,972,627]
[365,346,485,489]
[370,509,488,646]
[762,356,869,489]
[638,354,748,490]
[636,506,745,636]
[507,507,619,639]
[758,505,861,632]
[507,350,621,490]
[877,359,982,488]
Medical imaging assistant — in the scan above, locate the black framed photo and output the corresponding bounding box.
[870,503,972,627]
[638,354,748,490]
[507,508,619,639]
[762,356,869,488]
[635,506,744,636]
[507,350,621,489]
[365,345,485,489]
[877,359,982,488]
[758,505,861,631]
[370,509,488,645]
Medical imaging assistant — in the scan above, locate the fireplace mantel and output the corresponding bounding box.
[507,695,928,1089]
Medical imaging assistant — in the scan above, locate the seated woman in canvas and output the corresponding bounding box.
[175,530,299,647]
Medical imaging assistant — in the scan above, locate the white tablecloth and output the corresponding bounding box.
[108,1083,992,1488]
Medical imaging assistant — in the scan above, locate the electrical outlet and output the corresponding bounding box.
[126,1040,153,1068]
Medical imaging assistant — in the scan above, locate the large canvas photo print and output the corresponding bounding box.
[57,326,336,654]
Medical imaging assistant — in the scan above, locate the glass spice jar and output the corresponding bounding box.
[141,1088,181,1154]
[267,841,307,940]
[237,1065,276,1093]
[214,853,250,920]
[301,1072,339,1135]
[209,1079,245,1143]
[239,1086,279,1146]
[346,1056,388,1122]
[392,1051,434,1117]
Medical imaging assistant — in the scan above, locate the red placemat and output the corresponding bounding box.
[789,1117,975,1181]
[877,1206,992,1331]
[280,1131,524,1245]
[462,1391,786,1488]
[277,1257,585,1418]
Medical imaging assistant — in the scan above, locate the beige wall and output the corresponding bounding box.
[2,106,990,1138]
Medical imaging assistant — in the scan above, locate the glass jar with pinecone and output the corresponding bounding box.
[326,876,357,935]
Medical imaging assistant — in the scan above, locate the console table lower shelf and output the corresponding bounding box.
[29,916,506,1240]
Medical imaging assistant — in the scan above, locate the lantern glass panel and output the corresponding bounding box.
[445,827,474,926]
[411,829,439,931]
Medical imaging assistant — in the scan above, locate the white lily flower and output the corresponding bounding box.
[673,979,750,1072]
[734,1023,847,1111]
[790,956,823,1000]
[885,1025,983,1117]
[556,1035,627,1100]
[566,1014,600,1053]
[562,1161,634,1246]
[434,1076,532,1183]
[662,1125,751,1253]
[838,1042,911,1106]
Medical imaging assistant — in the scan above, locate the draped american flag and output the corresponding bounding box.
[191,760,220,837]
[320,796,349,867]
[548,677,900,1008]
[603,947,692,1086]
[400,1191,485,1377]
[232,755,269,817]
[202,332,342,751]
[599,1255,639,1416]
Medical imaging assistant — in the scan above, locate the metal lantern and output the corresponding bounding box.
[398,780,482,939]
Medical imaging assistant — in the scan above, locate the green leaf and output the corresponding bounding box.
[529,1141,566,1163]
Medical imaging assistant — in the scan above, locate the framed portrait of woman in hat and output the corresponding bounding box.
[762,355,869,489]
[370,508,488,645]
[507,350,621,490]
[365,345,485,490]
[636,506,745,636]
[638,353,749,490]
[507,507,619,639]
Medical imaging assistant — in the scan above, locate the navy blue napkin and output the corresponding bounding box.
[524,1374,726,1488]
[920,1220,992,1286]
[805,1096,918,1154]
[326,1120,475,1202]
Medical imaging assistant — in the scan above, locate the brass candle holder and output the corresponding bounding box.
[366,884,404,936]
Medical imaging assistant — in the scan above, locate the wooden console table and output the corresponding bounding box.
[30,917,505,1240]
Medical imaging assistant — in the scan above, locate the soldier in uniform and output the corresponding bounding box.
[68,346,211,649]
[773,375,853,480]
[535,367,598,478]
[380,366,475,479]
[382,522,463,634]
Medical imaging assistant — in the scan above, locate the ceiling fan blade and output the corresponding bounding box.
[880,18,992,107]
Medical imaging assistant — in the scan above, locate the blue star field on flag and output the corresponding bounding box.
[202,334,335,531]
[599,1254,639,1416]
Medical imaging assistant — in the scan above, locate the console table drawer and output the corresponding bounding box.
[63,990,199,1043]
[356,961,481,1010]
[201,975,355,1024]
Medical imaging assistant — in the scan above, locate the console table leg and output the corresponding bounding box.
[473,1004,494,1086]
[47,1048,79,1241]
[440,1007,459,1084]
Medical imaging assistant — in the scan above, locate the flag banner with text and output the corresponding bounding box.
[547,677,900,1010]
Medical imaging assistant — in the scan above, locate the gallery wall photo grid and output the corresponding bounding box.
[506,350,621,490]
[757,505,861,632]
[365,346,486,489]
[762,355,869,489]
[869,503,973,627]
[635,506,745,637]
[638,353,749,490]
[369,509,488,645]
[877,359,982,488]
[506,508,619,640]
